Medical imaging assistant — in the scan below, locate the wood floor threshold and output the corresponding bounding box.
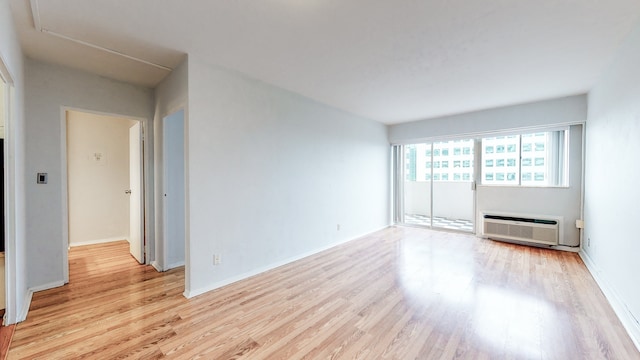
[6,230,640,359]
[0,324,15,360]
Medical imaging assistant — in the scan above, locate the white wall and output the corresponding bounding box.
[584,21,640,346]
[186,57,390,297]
[0,0,28,324]
[153,58,188,271]
[24,59,154,290]
[389,95,586,144]
[67,111,133,246]
[389,97,586,247]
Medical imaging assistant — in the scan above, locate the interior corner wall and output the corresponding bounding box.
[584,21,640,345]
[0,0,28,324]
[24,59,154,290]
[186,57,390,297]
[66,111,132,246]
[153,58,188,271]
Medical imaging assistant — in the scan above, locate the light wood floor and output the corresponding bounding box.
[8,227,640,359]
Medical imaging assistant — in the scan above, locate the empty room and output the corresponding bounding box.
[0,0,639,358]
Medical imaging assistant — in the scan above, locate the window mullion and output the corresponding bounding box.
[518,135,522,186]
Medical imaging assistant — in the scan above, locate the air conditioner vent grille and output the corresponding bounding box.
[509,224,534,239]
[482,214,559,246]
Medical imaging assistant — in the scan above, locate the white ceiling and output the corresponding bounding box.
[9,0,640,124]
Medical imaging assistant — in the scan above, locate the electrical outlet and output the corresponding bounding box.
[337,224,341,231]
[213,254,221,265]
[587,237,591,247]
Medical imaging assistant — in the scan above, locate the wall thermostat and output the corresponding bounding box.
[37,173,48,184]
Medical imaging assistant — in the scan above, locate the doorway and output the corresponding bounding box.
[64,110,145,272]
[162,109,185,270]
[397,139,476,233]
[0,69,6,317]
[0,56,16,325]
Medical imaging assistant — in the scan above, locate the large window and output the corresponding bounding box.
[404,140,474,182]
[432,140,474,182]
[405,145,417,181]
[481,130,568,187]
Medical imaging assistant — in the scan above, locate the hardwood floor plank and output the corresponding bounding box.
[8,227,640,359]
[0,325,15,360]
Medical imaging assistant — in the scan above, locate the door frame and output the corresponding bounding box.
[161,108,186,271]
[129,121,144,263]
[394,139,478,234]
[0,56,17,324]
[60,107,149,283]
[152,104,187,273]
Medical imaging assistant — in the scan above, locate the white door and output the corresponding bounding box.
[129,122,144,263]
[163,110,186,269]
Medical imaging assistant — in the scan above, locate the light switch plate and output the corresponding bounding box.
[37,173,47,184]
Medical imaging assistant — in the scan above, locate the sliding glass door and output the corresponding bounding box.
[431,140,475,232]
[398,139,476,233]
[403,144,432,226]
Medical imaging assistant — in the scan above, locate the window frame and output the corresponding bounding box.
[479,127,570,188]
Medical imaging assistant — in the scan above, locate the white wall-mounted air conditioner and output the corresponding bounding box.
[481,212,561,246]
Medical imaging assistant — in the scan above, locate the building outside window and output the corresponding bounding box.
[481,130,567,186]
[404,131,566,187]
[404,140,474,183]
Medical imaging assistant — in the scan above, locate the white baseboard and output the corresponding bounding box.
[150,261,163,272]
[29,280,65,293]
[19,280,65,322]
[579,250,640,352]
[69,237,128,247]
[184,225,390,298]
[18,290,33,323]
[151,260,185,272]
[165,261,185,270]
